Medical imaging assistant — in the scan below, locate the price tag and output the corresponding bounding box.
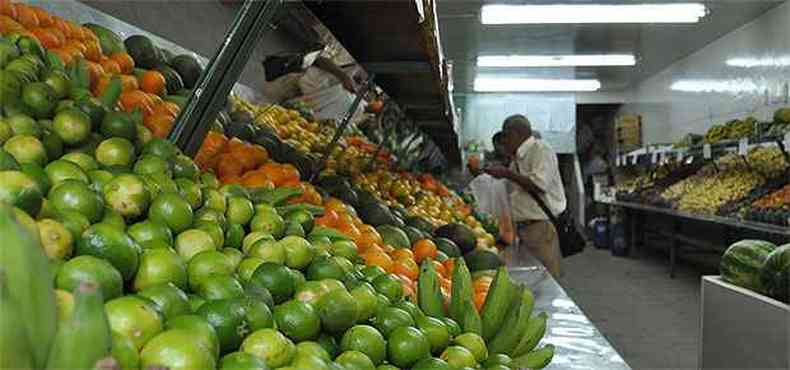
[738,138,749,156]
[651,151,658,164]
[784,132,790,148]
[703,144,712,159]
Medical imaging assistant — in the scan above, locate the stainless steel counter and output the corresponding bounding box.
[507,259,630,369]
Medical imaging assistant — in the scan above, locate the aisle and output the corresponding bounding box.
[557,248,704,370]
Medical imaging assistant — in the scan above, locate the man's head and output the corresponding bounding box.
[501,114,533,155]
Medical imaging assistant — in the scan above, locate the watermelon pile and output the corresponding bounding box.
[720,240,790,303]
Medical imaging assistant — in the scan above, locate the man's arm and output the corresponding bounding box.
[484,165,544,195]
[313,56,356,92]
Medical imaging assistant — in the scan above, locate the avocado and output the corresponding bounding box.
[402,226,425,244]
[252,134,281,161]
[358,202,397,227]
[406,215,435,234]
[124,35,162,69]
[154,64,184,95]
[434,223,477,254]
[464,249,503,272]
[434,237,461,258]
[83,23,126,55]
[169,54,203,89]
[376,225,411,249]
[158,48,176,65]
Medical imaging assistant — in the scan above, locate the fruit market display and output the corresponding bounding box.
[0,3,557,369]
[719,239,790,303]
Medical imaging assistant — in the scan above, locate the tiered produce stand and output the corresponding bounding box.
[0,1,627,369]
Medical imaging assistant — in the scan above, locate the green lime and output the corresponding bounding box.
[361,265,387,282]
[55,255,123,300]
[135,124,152,150]
[219,184,250,200]
[377,365,401,370]
[226,196,254,225]
[140,329,216,370]
[388,326,431,368]
[6,113,40,137]
[237,296,274,331]
[101,111,137,141]
[144,173,178,197]
[188,250,234,290]
[175,178,202,210]
[241,328,295,368]
[149,192,194,233]
[243,279,275,309]
[166,314,220,360]
[222,248,243,269]
[4,135,47,166]
[128,219,173,245]
[452,333,487,363]
[249,211,284,239]
[53,108,91,145]
[103,173,150,220]
[189,294,206,312]
[332,256,354,274]
[43,70,70,99]
[139,282,191,320]
[330,240,359,260]
[219,352,266,370]
[441,318,461,338]
[196,274,244,300]
[289,268,306,289]
[200,172,220,190]
[21,82,56,118]
[274,299,321,341]
[40,128,64,161]
[140,239,172,250]
[372,274,404,303]
[54,99,74,114]
[224,223,244,249]
[291,352,329,370]
[194,208,227,232]
[317,333,339,358]
[393,300,423,322]
[279,235,315,270]
[101,205,127,229]
[74,96,106,128]
[133,247,187,291]
[375,293,391,315]
[350,282,378,322]
[54,209,90,241]
[284,220,305,237]
[316,288,359,334]
[196,298,248,354]
[61,152,99,172]
[250,262,294,304]
[307,256,346,281]
[373,306,414,338]
[440,346,477,369]
[111,331,140,370]
[0,148,19,171]
[482,353,512,368]
[48,179,102,222]
[172,154,198,180]
[75,223,141,281]
[106,295,164,350]
[286,209,314,234]
[0,170,41,216]
[195,221,224,250]
[37,218,73,259]
[45,159,88,185]
[412,357,451,370]
[416,316,450,355]
[96,137,136,168]
[242,231,274,254]
[296,341,331,362]
[141,138,177,162]
[335,350,375,370]
[247,238,285,264]
[133,154,172,177]
[294,281,327,305]
[237,257,265,282]
[340,325,386,365]
[202,188,226,213]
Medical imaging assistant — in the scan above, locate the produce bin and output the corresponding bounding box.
[700,276,790,370]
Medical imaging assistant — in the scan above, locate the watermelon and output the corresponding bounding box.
[719,240,776,292]
[760,244,790,303]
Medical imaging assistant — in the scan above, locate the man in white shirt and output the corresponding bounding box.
[466,134,515,245]
[485,115,566,276]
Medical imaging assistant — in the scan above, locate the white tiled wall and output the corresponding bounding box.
[619,1,790,144]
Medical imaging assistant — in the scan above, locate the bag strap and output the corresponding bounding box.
[512,162,560,226]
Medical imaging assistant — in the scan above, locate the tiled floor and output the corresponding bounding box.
[557,247,709,370]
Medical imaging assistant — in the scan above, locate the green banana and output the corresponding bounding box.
[418,259,446,318]
[512,312,549,357]
[0,271,35,370]
[480,266,515,340]
[488,285,536,355]
[0,205,57,368]
[460,296,482,335]
[449,257,472,324]
[512,344,555,369]
[47,281,112,370]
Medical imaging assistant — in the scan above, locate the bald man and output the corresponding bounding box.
[485,115,565,276]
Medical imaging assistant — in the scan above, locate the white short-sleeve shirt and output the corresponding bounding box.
[509,136,567,221]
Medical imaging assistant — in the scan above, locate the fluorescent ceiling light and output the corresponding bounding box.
[726,57,790,68]
[478,54,636,67]
[670,79,758,93]
[474,77,601,92]
[481,3,707,24]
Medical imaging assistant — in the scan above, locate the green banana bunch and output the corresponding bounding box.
[460,296,482,335]
[512,344,555,369]
[0,271,35,369]
[480,267,515,340]
[418,259,446,318]
[47,281,112,370]
[0,205,57,368]
[488,287,535,355]
[513,312,549,356]
[449,258,472,324]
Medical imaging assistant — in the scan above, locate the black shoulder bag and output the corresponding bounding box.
[523,186,586,258]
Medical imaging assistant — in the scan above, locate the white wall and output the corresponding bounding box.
[618,1,790,144]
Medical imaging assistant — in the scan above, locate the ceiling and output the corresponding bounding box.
[438,0,785,93]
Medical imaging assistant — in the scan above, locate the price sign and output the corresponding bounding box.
[738,138,749,156]
[703,144,712,159]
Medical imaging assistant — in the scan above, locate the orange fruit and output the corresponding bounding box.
[14,4,39,28]
[30,27,61,48]
[391,259,418,281]
[30,6,52,27]
[413,239,438,264]
[48,26,66,45]
[100,58,122,75]
[473,291,486,311]
[119,75,139,92]
[390,248,414,261]
[49,48,72,66]
[82,39,102,62]
[432,260,446,277]
[78,26,97,42]
[151,102,180,120]
[85,61,105,88]
[52,16,72,38]
[139,70,166,96]
[111,52,135,74]
[119,90,153,114]
[64,39,87,55]
[0,0,17,18]
[442,259,455,277]
[362,251,393,272]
